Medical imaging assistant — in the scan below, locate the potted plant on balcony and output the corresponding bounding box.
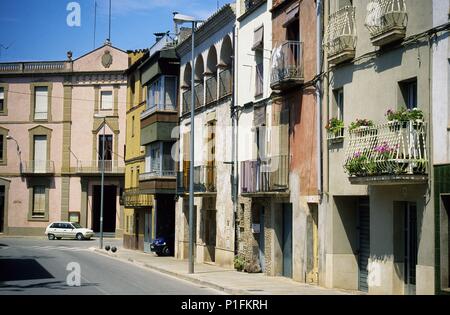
[326,118,344,140]
[348,119,374,137]
[344,151,376,177]
[386,107,424,130]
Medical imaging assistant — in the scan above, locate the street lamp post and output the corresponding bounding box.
[173,13,202,274]
[94,114,106,249]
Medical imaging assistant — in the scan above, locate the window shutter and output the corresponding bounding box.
[283,3,299,28]
[33,186,46,215]
[101,91,113,110]
[252,25,264,51]
[35,87,48,120]
[165,77,177,110]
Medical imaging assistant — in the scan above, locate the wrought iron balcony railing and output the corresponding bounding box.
[205,76,218,105]
[76,160,125,174]
[241,155,289,194]
[365,0,407,46]
[123,188,153,207]
[344,121,428,183]
[240,0,265,17]
[219,68,232,99]
[194,83,204,109]
[324,6,357,65]
[194,165,217,192]
[176,166,217,194]
[182,89,192,115]
[270,41,304,89]
[22,161,55,174]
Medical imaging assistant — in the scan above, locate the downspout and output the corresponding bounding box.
[232,24,239,256]
[316,0,323,198]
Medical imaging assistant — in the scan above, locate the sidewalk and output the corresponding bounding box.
[90,246,360,295]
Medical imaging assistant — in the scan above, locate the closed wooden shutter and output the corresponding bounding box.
[34,135,47,173]
[33,186,46,215]
[35,87,48,120]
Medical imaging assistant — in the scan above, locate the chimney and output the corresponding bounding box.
[173,11,179,40]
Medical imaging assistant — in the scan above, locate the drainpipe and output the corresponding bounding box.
[232,24,239,256]
[316,0,323,199]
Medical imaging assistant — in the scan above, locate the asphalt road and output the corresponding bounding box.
[0,237,220,295]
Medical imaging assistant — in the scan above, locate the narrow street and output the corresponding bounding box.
[0,237,220,295]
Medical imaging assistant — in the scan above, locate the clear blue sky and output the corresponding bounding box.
[0,0,228,62]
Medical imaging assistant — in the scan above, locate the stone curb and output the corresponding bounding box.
[90,248,250,295]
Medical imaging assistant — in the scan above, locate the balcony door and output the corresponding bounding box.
[33,135,47,173]
[98,135,113,171]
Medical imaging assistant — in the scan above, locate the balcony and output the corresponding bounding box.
[76,160,125,175]
[324,6,357,65]
[123,188,154,207]
[176,165,217,194]
[139,170,176,181]
[194,83,204,109]
[22,161,55,175]
[365,0,408,46]
[219,68,232,99]
[205,76,218,105]
[140,103,177,120]
[0,61,73,74]
[182,89,192,115]
[270,41,304,90]
[239,0,266,20]
[241,155,289,195]
[344,121,428,185]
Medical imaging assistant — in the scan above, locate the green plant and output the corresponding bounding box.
[325,118,344,136]
[348,119,374,132]
[386,107,423,122]
[234,255,245,272]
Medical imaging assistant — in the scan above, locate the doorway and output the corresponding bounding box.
[358,197,370,293]
[259,207,265,272]
[92,185,117,233]
[306,204,319,284]
[144,208,153,253]
[282,203,293,278]
[404,202,418,295]
[204,210,216,262]
[0,186,4,233]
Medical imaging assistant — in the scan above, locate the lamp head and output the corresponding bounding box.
[173,13,202,24]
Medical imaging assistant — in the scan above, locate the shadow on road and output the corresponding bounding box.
[0,280,100,292]
[0,258,54,282]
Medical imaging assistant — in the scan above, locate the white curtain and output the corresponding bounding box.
[101,91,113,110]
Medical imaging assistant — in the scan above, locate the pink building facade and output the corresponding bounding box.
[0,44,128,236]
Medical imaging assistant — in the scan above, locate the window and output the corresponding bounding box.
[101,91,113,110]
[400,80,418,110]
[32,186,46,217]
[0,135,4,163]
[255,58,264,97]
[34,86,48,120]
[0,87,4,113]
[164,76,177,111]
[147,76,177,111]
[131,116,135,138]
[130,168,134,187]
[98,135,113,161]
[33,135,48,173]
[334,88,344,121]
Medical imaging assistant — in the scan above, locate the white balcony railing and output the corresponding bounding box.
[139,170,176,181]
[324,6,356,63]
[344,121,428,179]
[76,160,125,174]
[365,0,408,39]
[23,161,55,174]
